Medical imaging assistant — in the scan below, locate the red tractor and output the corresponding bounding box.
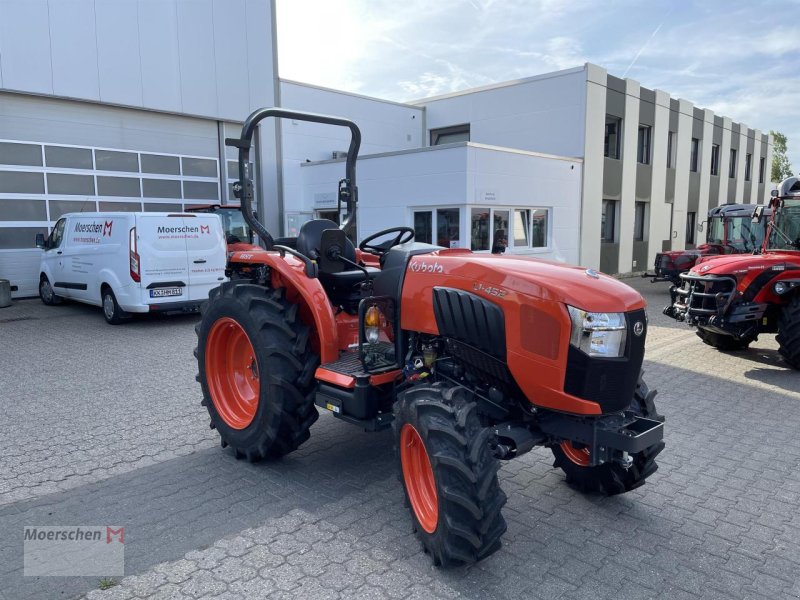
[645,203,770,286]
[665,177,800,367]
[195,108,665,566]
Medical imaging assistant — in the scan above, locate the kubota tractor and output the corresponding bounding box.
[665,177,800,367]
[195,108,665,566]
[644,203,771,285]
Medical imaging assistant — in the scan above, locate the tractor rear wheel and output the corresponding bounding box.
[195,282,319,460]
[777,295,800,369]
[551,376,665,495]
[394,383,507,567]
[696,327,754,351]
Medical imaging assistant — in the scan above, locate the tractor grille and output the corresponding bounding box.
[674,273,736,317]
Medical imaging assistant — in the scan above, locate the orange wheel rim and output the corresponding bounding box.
[205,317,260,429]
[560,441,591,467]
[400,424,438,533]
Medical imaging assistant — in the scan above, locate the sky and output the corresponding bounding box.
[276,0,800,173]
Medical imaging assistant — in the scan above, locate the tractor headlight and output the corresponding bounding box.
[567,306,627,358]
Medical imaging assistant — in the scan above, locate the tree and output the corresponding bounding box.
[771,130,793,183]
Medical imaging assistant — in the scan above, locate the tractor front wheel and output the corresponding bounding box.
[777,295,800,369]
[195,282,319,460]
[696,327,754,351]
[394,383,507,567]
[551,376,665,495]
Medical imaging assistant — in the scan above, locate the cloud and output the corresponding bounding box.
[275,0,800,170]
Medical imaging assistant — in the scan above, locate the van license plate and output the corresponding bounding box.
[150,287,183,298]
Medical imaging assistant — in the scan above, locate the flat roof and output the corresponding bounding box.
[301,141,582,166]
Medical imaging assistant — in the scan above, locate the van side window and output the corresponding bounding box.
[49,218,66,249]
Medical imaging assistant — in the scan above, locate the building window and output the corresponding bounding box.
[430,124,470,146]
[745,153,752,181]
[729,149,737,178]
[637,125,651,164]
[510,208,548,249]
[604,116,622,159]
[470,208,490,251]
[759,156,766,183]
[413,211,432,244]
[437,208,461,247]
[710,144,720,176]
[686,212,696,244]
[690,138,699,172]
[666,131,675,168]
[493,210,509,253]
[634,202,646,241]
[601,200,617,242]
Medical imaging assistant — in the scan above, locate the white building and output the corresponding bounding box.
[0,0,774,298]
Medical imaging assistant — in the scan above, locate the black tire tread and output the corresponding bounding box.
[394,383,507,567]
[195,282,319,461]
[696,327,754,351]
[777,295,800,369]
[551,376,665,495]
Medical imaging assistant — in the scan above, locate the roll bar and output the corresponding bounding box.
[225,107,362,250]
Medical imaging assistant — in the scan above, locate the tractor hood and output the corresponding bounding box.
[689,251,799,276]
[409,250,645,313]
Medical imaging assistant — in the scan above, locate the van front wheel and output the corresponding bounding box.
[39,276,63,306]
[102,287,129,325]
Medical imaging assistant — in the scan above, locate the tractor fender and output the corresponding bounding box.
[230,250,338,363]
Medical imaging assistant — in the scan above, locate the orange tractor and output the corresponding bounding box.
[195,108,665,566]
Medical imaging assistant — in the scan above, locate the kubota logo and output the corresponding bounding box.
[409,260,444,274]
[200,225,210,234]
[103,221,113,237]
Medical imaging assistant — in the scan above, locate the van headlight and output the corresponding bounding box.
[567,306,627,358]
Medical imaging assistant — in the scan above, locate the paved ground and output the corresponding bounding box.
[0,278,798,600]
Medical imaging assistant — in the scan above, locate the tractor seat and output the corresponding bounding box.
[295,219,379,287]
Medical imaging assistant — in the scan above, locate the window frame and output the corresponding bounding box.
[686,212,697,245]
[637,125,651,165]
[604,116,622,160]
[729,149,737,178]
[745,153,752,182]
[666,131,675,168]
[633,202,646,241]
[601,200,617,243]
[430,124,470,146]
[759,156,766,184]
[690,138,700,172]
[710,143,720,176]
[411,205,551,254]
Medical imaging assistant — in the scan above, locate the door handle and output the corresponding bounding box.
[57,251,63,255]
[193,259,206,264]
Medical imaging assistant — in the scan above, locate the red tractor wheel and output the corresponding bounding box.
[205,317,260,429]
[552,376,665,495]
[394,383,507,567]
[195,282,320,460]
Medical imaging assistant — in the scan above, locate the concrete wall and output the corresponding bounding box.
[418,67,587,158]
[299,143,582,264]
[278,80,425,228]
[0,0,277,122]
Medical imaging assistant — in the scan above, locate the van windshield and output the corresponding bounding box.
[218,210,251,243]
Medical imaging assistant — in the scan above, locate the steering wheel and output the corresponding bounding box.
[359,226,415,256]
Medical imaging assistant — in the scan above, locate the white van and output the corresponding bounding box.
[35,212,228,324]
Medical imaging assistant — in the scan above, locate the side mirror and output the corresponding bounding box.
[318,228,347,274]
[771,189,779,197]
[697,222,704,233]
[752,205,765,223]
[35,233,46,249]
